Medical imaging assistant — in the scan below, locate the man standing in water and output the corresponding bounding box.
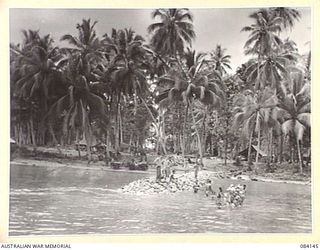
[205,179,214,197]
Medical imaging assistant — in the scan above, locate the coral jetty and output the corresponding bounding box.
[120,170,225,195]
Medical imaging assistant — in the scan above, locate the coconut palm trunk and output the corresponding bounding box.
[182,103,189,167]
[139,96,167,154]
[190,100,203,165]
[202,106,207,158]
[224,136,228,166]
[296,137,303,173]
[279,131,284,163]
[48,122,58,146]
[115,95,121,151]
[86,132,92,163]
[29,119,36,146]
[162,111,166,153]
[247,130,253,164]
[224,117,229,166]
[76,129,81,158]
[267,128,272,167]
[256,128,261,163]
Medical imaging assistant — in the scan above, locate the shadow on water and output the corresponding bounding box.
[9,164,311,235]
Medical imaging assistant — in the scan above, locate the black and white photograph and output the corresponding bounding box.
[8,7,312,236]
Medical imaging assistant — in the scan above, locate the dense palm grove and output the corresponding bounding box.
[10,8,311,173]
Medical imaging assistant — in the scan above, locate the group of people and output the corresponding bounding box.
[193,179,247,208]
[156,164,176,183]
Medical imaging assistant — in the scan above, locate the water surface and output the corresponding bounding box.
[9,164,312,235]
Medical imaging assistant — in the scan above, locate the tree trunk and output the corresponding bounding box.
[255,128,261,163]
[30,119,36,146]
[129,133,133,148]
[270,128,273,163]
[267,128,272,166]
[256,47,261,90]
[247,130,253,165]
[115,95,121,151]
[279,131,284,163]
[290,136,294,163]
[162,110,166,152]
[190,100,203,165]
[19,124,23,145]
[140,97,166,154]
[76,129,81,158]
[119,106,123,144]
[49,122,58,146]
[202,106,207,157]
[134,84,138,116]
[85,128,92,164]
[224,136,228,166]
[182,103,189,167]
[297,138,303,173]
[224,117,229,166]
[177,105,182,153]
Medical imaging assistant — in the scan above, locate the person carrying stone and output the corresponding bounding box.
[169,169,176,183]
[205,179,214,197]
[216,187,224,208]
[193,180,200,193]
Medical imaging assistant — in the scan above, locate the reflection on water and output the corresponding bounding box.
[9,164,311,235]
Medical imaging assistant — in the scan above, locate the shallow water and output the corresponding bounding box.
[9,164,312,235]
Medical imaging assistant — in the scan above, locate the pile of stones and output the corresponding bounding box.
[120,170,225,195]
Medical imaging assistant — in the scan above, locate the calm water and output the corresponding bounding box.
[9,164,312,235]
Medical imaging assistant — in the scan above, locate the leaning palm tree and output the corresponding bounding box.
[148,8,196,57]
[274,70,310,173]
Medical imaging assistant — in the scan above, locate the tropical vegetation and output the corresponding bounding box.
[10,8,311,173]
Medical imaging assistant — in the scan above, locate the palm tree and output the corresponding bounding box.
[57,19,107,159]
[242,9,283,56]
[242,9,283,90]
[12,33,62,110]
[209,45,232,75]
[156,49,225,163]
[103,28,150,108]
[233,87,278,164]
[61,18,105,79]
[280,38,298,54]
[102,28,151,150]
[270,7,301,30]
[48,55,108,161]
[148,8,195,57]
[10,31,63,145]
[244,50,297,90]
[275,70,310,173]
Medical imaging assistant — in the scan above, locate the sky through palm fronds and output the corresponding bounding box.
[10,8,311,73]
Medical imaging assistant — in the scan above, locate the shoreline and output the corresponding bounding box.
[10,157,311,186]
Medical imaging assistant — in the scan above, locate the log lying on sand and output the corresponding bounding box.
[120,171,225,195]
